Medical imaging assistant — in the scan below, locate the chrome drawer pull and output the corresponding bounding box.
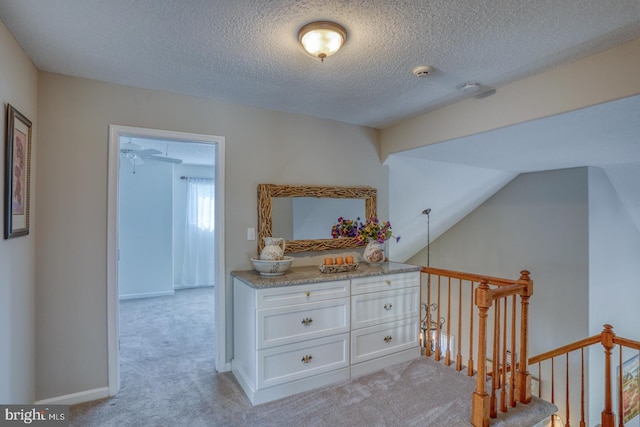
[301,355,313,364]
[383,303,393,311]
[305,291,311,297]
[301,317,313,327]
[384,335,393,343]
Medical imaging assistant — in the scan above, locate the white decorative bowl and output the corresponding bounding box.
[250,256,294,276]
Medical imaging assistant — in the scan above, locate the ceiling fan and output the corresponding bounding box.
[120,141,183,170]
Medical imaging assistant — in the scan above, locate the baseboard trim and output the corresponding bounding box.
[174,284,214,290]
[35,387,109,405]
[119,290,175,300]
[218,361,232,372]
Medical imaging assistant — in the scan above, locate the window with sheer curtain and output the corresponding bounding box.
[181,178,215,288]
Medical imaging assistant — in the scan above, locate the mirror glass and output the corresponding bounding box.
[272,197,366,240]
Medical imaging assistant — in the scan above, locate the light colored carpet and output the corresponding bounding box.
[230,356,556,427]
[70,287,555,426]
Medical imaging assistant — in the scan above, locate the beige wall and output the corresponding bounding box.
[35,72,387,401]
[0,21,38,403]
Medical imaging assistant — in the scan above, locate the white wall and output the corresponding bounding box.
[118,159,173,298]
[0,20,38,404]
[588,166,640,337]
[34,72,386,401]
[587,166,640,424]
[173,164,215,288]
[387,155,517,262]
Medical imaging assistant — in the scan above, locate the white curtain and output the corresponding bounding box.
[181,178,215,288]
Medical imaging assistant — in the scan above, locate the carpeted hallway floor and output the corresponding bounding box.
[70,287,554,427]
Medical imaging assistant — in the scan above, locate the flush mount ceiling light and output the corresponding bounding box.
[298,21,347,62]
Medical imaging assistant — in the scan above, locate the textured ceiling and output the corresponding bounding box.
[1,0,639,129]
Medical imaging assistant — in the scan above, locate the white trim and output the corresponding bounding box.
[107,125,227,399]
[35,387,109,406]
[107,126,121,396]
[214,137,227,372]
[119,290,175,300]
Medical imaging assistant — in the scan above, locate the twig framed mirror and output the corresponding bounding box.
[257,184,377,254]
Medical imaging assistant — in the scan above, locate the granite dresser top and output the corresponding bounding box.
[231,262,421,289]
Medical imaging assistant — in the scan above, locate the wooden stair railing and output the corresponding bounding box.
[421,267,534,427]
[529,324,640,427]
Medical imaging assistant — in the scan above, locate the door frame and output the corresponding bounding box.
[107,124,226,396]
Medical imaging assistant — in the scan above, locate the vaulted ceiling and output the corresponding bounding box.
[387,94,640,261]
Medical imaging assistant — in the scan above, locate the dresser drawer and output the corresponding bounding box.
[351,272,419,295]
[258,298,350,349]
[350,317,419,364]
[257,280,350,309]
[258,333,349,388]
[351,287,419,330]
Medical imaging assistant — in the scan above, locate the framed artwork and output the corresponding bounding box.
[619,352,640,426]
[4,104,32,239]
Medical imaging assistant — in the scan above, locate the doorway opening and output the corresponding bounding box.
[107,125,226,395]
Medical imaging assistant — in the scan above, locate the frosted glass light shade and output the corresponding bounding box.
[298,21,347,61]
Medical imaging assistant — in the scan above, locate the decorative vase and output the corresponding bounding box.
[260,237,286,260]
[363,240,385,264]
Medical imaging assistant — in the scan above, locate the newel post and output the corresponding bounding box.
[517,270,533,404]
[472,280,492,427]
[601,324,616,427]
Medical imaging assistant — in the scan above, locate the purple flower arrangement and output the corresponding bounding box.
[331,216,400,245]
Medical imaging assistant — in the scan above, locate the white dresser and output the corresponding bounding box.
[231,262,421,404]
